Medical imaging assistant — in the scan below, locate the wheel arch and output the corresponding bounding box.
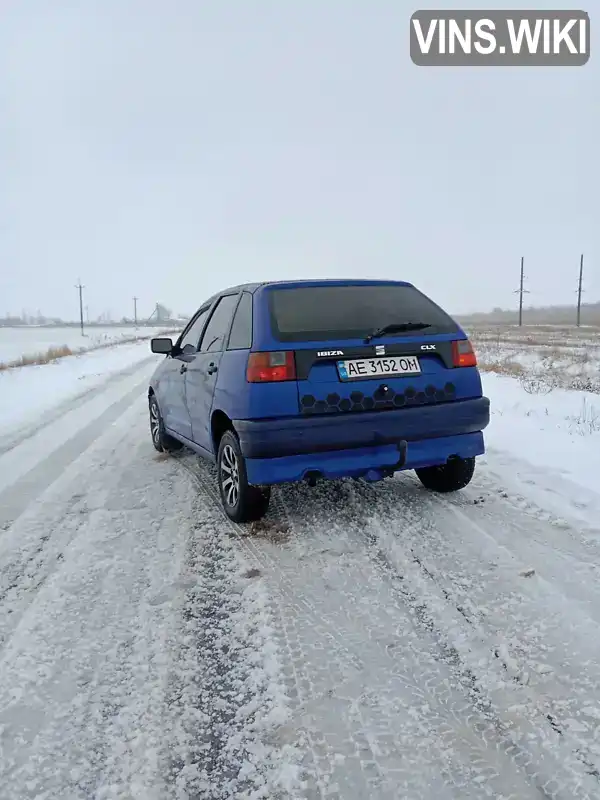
[211,409,236,455]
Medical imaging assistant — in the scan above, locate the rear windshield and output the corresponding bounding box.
[268,284,459,342]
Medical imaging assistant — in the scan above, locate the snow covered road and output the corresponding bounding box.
[1,350,600,799]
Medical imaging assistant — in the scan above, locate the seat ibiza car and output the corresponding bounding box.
[148,279,490,522]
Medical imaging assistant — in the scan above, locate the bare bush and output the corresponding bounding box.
[518,374,554,395]
[567,398,600,436]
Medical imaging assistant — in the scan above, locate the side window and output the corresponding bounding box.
[199,294,239,353]
[227,292,253,350]
[179,307,210,354]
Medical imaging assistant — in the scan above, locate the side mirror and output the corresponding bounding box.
[151,337,173,355]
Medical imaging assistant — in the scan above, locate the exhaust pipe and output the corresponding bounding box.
[304,470,322,487]
[364,468,385,482]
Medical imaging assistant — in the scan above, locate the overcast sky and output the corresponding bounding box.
[0,0,596,321]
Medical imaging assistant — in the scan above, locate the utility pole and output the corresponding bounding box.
[75,279,85,335]
[518,256,524,327]
[576,253,584,327]
[513,256,530,327]
[133,296,138,325]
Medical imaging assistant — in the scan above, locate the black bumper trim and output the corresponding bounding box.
[234,396,490,460]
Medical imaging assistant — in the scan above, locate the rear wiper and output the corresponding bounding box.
[364,322,432,344]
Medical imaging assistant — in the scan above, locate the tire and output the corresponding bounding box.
[217,430,271,523]
[149,394,184,453]
[415,456,475,493]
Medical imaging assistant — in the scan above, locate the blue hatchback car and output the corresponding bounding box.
[149,279,490,522]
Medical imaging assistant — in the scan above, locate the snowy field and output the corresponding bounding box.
[0,337,600,798]
[468,323,600,393]
[0,325,181,364]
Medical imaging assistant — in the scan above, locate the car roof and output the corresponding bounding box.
[201,278,415,307]
[230,278,413,293]
[256,278,414,289]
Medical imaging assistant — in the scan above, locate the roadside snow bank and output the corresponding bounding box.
[482,372,600,496]
[0,339,161,439]
[0,325,178,364]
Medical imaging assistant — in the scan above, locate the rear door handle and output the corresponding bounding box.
[207,362,218,375]
[180,364,188,374]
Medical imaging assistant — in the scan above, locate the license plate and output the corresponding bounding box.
[337,356,421,380]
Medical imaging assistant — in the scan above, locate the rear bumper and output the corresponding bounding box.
[234,396,490,460]
[244,432,485,486]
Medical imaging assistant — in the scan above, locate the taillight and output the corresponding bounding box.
[451,339,477,367]
[247,351,296,382]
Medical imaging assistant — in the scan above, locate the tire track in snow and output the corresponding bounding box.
[182,457,497,798]
[361,467,600,786]
[275,479,572,800]
[173,455,348,799]
[0,389,150,654]
[162,500,298,800]
[0,399,298,800]
[174,454,564,799]
[0,362,155,527]
[0,420,197,800]
[421,488,600,783]
[307,474,600,797]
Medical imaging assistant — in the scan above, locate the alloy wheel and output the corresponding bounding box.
[220,444,240,507]
[150,401,161,446]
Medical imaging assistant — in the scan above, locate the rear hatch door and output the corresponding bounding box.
[264,281,476,415]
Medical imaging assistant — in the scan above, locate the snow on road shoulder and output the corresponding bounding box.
[481,372,600,525]
[0,325,180,364]
[0,339,162,438]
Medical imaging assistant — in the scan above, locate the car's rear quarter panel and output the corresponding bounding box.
[209,292,301,421]
[214,350,299,419]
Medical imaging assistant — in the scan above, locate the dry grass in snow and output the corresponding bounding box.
[468,324,600,395]
[0,330,179,372]
[0,345,75,371]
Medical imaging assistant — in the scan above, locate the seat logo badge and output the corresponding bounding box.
[375,345,385,355]
[317,349,344,357]
[421,344,436,350]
